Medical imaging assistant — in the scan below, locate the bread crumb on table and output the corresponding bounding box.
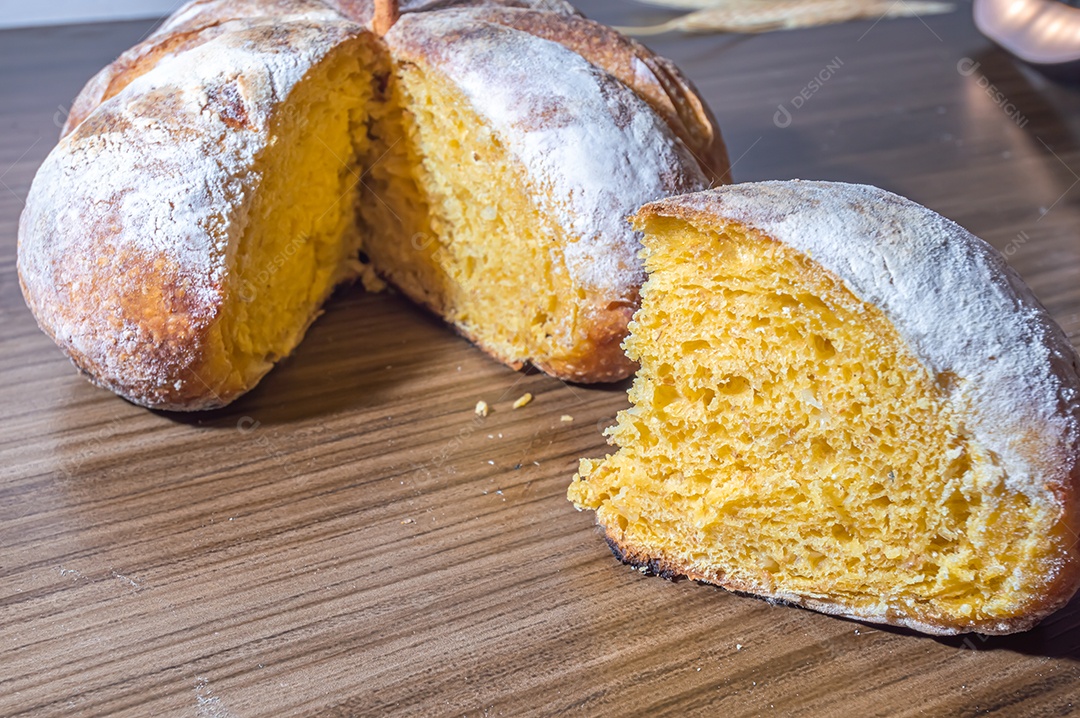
[475,400,489,417]
[512,393,533,409]
[560,415,574,422]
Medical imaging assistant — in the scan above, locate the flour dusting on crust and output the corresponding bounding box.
[19,20,365,408]
[20,0,724,408]
[386,11,708,300]
[644,181,1080,504]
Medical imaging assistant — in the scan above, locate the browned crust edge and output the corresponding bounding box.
[376,272,638,384]
[599,525,1079,636]
[456,7,730,186]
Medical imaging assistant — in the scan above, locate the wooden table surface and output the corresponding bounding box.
[3,2,1080,716]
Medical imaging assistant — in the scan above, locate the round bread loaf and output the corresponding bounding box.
[19,0,726,410]
[569,180,1080,635]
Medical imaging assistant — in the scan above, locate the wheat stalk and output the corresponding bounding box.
[617,0,956,36]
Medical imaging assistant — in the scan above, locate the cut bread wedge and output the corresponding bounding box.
[568,180,1080,635]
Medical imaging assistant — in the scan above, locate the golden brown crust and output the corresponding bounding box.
[393,283,638,383]
[16,239,233,411]
[529,299,639,383]
[371,0,401,35]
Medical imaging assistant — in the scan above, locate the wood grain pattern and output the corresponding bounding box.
[2,3,1080,716]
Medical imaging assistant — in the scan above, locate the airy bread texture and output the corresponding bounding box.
[364,12,709,381]
[569,181,1080,635]
[19,0,724,410]
[216,41,377,396]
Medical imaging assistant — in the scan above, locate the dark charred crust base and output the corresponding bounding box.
[605,535,685,582]
[594,522,1070,635]
[605,533,802,608]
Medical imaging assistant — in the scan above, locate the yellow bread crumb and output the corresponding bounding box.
[512,393,533,409]
[475,400,489,417]
[561,415,574,422]
[569,211,1063,632]
[358,62,599,379]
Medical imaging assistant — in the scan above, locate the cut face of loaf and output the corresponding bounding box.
[568,181,1080,635]
[19,1,721,410]
[20,22,382,410]
[365,12,708,381]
